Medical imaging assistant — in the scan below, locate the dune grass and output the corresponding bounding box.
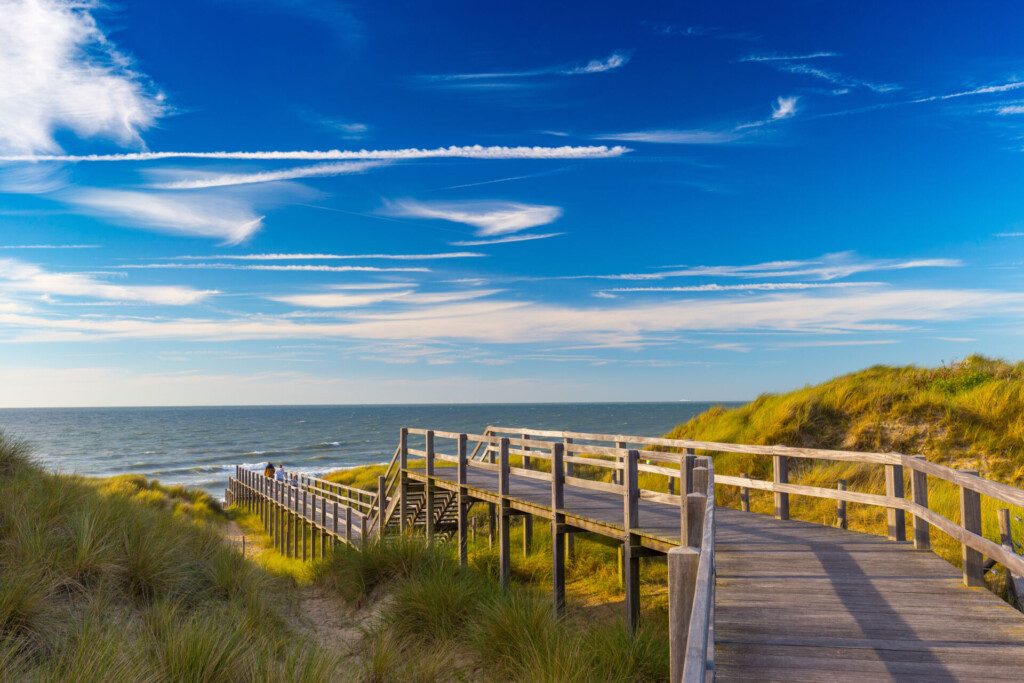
[0,432,342,681]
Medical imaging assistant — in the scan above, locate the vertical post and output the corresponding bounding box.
[615,440,626,486]
[333,500,339,549]
[377,476,386,537]
[488,503,496,549]
[885,463,906,542]
[346,506,353,546]
[910,456,931,550]
[321,493,328,557]
[668,548,700,680]
[959,470,984,587]
[623,449,640,633]
[311,493,319,560]
[837,480,848,529]
[498,437,511,591]
[425,430,435,543]
[522,432,533,557]
[683,451,696,494]
[740,472,750,512]
[521,433,531,470]
[565,437,575,559]
[551,441,566,614]
[399,427,409,533]
[278,482,285,553]
[688,465,708,547]
[360,514,368,550]
[302,490,308,562]
[457,434,469,568]
[773,455,789,520]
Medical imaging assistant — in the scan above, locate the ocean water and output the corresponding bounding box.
[0,403,728,496]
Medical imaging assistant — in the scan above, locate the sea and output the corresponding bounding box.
[0,402,729,497]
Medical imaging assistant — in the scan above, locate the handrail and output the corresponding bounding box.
[681,458,715,682]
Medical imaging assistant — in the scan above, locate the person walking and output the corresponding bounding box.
[263,462,276,479]
[275,464,288,482]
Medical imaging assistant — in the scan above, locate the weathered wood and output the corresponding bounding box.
[669,545,700,682]
[837,479,848,529]
[498,437,511,591]
[399,427,409,533]
[740,471,750,512]
[910,456,930,550]
[425,429,435,543]
[885,464,906,542]
[565,437,575,559]
[302,490,308,561]
[959,470,984,587]
[457,433,469,567]
[684,452,696,494]
[360,514,368,550]
[998,508,1024,603]
[773,455,789,520]
[550,441,566,614]
[345,506,353,546]
[686,493,707,548]
[623,449,640,633]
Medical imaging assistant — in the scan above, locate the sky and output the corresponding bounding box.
[1,0,1024,407]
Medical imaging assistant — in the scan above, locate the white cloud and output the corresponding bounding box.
[422,51,630,83]
[270,288,500,309]
[778,64,900,93]
[603,282,883,293]
[384,200,562,236]
[0,144,629,162]
[0,0,164,154]
[119,263,430,273]
[561,51,631,75]
[739,52,839,62]
[65,189,264,244]
[772,96,799,120]
[920,81,1024,103]
[0,258,214,305]
[148,161,385,189]
[997,105,1024,115]
[165,251,482,261]
[0,244,99,249]
[450,232,563,246]
[596,129,741,145]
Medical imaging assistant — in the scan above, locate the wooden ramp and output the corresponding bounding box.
[714,509,1024,682]
[228,426,1024,682]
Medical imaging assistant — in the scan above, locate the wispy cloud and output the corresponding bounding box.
[383,200,562,236]
[271,288,500,309]
[997,105,1024,115]
[0,144,629,162]
[65,189,264,244]
[164,252,483,261]
[421,51,630,85]
[601,282,883,293]
[911,80,1024,103]
[772,96,799,120]
[0,244,100,249]
[739,52,839,62]
[118,263,430,273]
[148,161,385,189]
[0,0,165,154]
[771,339,898,349]
[599,96,799,144]
[450,232,563,246]
[778,63,900,93]
[0,258,214,305]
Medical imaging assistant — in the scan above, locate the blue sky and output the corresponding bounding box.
[2,0,1024,407]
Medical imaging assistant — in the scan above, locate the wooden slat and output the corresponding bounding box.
[564,474,623,495]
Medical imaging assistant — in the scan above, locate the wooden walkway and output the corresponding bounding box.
[228,426,1024,681]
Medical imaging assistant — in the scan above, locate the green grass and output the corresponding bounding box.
[0,432,342,681]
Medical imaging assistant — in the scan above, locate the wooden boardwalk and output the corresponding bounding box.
[228,426,1024,681]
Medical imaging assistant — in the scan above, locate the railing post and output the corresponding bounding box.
[565,437,575,560]
[498,437,511,591]
[998,508,1024,603]
[773,454,789,520]
[399,427,409,534]
[687,464,708,548]
[668,545,700,683]
[310,492,319,560]
[333,500,339,549]
[551,441,566,614]
[360,514,368,550]
[346,506,353,546]
[376,475,386,536]
[522,434,533,557]
[623,448,640,633]
[425,430,435,543]
[740,471,750,512]
[457,433,469,568]
[684,450,696,494]
[910,457,930,550]
[959,470,984,587]
[837,479,848,529]
[321,492,328,557]
[302,490,308,562]
[615,440,626,486]
[885,463,906,542]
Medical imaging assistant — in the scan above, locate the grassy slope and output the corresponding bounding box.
[667,354,1024,598]
[0,434,339,682]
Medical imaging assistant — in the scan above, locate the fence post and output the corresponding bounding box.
[623,448,640,633]
[376,475,386,536]
[837,479,848,529]
[959,470,984,587]
[425,430,435,543]
[773,455,789,520]
[332,500,339,549]
[684,450,696,494]
[885,463,906,542]
[360,514,368,550]
[321,492,328,557]
[550,441,566,614]
[668,545,700,683]
[302,490,308,562]
[565,437,575,560]
[498,437,511,591]
[910,457,930,550]
[457,433,469,567]
[346,506,353,546]
[740,471,750,512]
[399,427,409,533]
[687,463,708,548]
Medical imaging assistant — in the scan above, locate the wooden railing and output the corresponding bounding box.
[228,425,1024,683]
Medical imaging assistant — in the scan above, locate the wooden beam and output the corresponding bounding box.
[399,427,409,533]
[551,441,566,614]
[885,464,906,542]
[457,433,469,568]
[425,429,435,543]
[668,545,700,683]
[960,470,984,587]
[498,437,511,591]
[623,448,640,633]
[773,455,789,520]
[740,471,750,512]
[837,479,848,530]
[910,457,930,550]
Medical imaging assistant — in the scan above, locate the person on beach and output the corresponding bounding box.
[263,462,275,478]
[275,464,287,482]
[290,472,299,487]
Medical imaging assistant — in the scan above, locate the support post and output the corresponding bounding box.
[302,490,308,562]
[565,437,576,559]
[615,440,626,486]
[623,449,641,633]
[683,451,696,494]
[360,514,368,550]
[346,506,353,546]
[910,457,931,550]
[998,508,1024,603]
[740,472,750,512]
[885,463,906,542]
[278,483,286,553]
[668,546,700,683]
[498,437,511,591]
[333,500,339,549]
[321,493,328,557]
[959,470,984,587]
[773,455,789,520]
[837,480,848,529]
[550,441,566,614]
[399,427,409,533]
[457,433,469,567]
[425,430,435,543]
[377,475,386,536]
[310,493,319,560]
